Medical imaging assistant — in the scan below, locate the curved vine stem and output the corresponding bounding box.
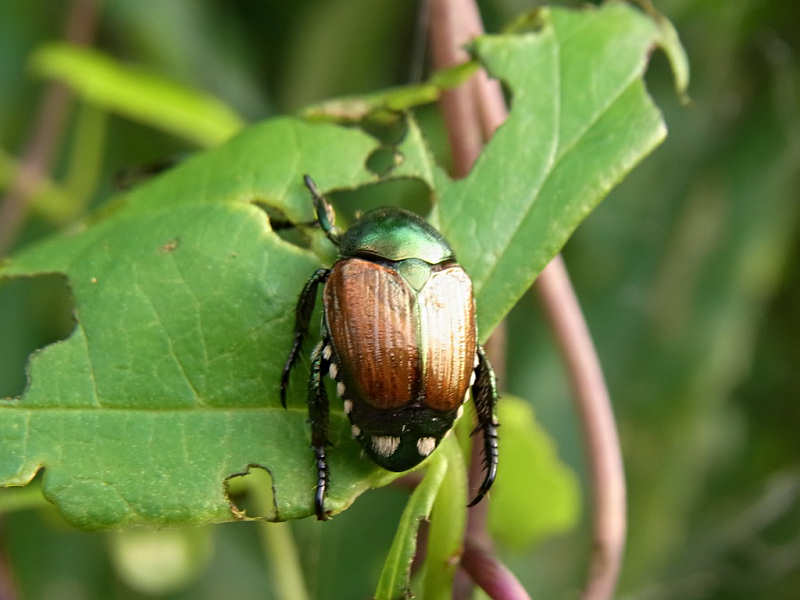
[428,0,627,598]
[535,256,626,600]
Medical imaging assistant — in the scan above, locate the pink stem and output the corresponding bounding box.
[461,541,532,600]
[428,1,513,599]
[534,257,626,600]
[429,0,627,598]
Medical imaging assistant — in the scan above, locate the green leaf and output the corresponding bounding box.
[0,118,395,528]
[421,435,467,600]
[0,4,685,529]
[375,452,448,600]
[437,2,687,337]
[488,396,580,549]
[29,43,244,147]
[247,468,310,600]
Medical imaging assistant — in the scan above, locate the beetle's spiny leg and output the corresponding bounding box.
[280,268,330,408]
[313,445,329,521]
[308,339,333,520]
[467,344,499,507]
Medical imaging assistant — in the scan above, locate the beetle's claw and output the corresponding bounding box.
[467,457,497,507]
[314,481,330,520]
[466,492,485,508]
[313,445,330,520]
[315,488,328,520]
[467,472,496,508]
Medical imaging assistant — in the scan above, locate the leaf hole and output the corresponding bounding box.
[223,464,278,521]
[249,200,315,250]
[327,178,433,226]
[0,274,75,399]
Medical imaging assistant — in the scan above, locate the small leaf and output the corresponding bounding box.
[30,43,244,147]
[488,396,580,549]
[422,435,467,600]
[375,453,448,600]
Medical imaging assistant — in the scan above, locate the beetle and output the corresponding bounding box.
[281,175,499,520]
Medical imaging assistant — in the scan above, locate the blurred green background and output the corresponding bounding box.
[1,0,798,598]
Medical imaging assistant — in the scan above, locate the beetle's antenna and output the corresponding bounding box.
[304,175,341,246]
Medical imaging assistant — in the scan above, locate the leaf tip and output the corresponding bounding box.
[633,0,691,104]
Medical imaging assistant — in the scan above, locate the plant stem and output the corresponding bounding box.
[534,256,626,600]
[428,2,516,599]
[257,522,310,600]
[249,481,310,600]
[461,541,531,600]
[0,0,100,255]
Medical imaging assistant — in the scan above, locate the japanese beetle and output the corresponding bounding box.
[281,175,499,520]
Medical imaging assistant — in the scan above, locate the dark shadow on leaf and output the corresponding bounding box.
[113,153,189,191]
[249,200,316,250]
[329,178,433,226]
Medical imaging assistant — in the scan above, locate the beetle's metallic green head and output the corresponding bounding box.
[339,207,455,264]
[303,175,454,264]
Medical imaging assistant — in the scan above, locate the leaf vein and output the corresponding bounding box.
[475,46,645,299]
[169,253,211,372]
[132,267,207,407]
[78,322,103,408]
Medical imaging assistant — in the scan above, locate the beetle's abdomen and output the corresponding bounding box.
[418,265,476,411]
[324,258,418,409]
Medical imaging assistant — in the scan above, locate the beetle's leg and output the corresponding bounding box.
[280,268,330,408]
[308,339,332,520]
[467,344,499,507]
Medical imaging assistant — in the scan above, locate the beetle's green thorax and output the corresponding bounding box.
[339,207,455,264]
